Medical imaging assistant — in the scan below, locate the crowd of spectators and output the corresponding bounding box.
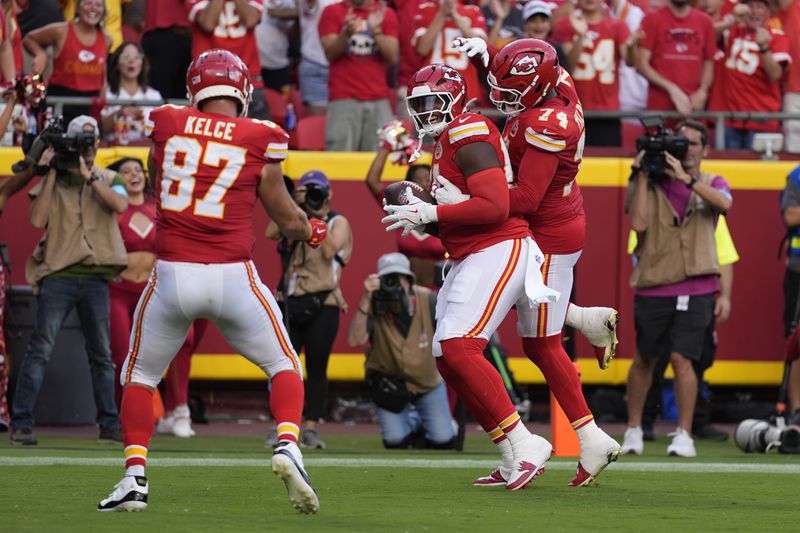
[0,0,797,151]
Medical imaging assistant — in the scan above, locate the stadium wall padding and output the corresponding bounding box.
[0,148,793,385]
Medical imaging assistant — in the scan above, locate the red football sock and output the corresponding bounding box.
[436,356,499,434]
[121,384,154,471]
[269,371,304,444]
[440,338,517,427]
[522,335,592,426]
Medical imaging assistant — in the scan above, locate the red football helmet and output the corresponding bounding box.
[487,39,559,115]
[186,49,253,117]
[406,64,466,137]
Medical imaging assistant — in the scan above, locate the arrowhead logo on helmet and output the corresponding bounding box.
[510,54,541,76]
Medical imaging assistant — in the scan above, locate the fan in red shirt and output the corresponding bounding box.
[318,0,399,151]
[718,0,791,148]
[412,0,488,101]
[383,64,559,492]
[552,0,633,146]
[186,0,269,119]
[23,0,110,122]
[98,49,326,515]
[638,0,716,116]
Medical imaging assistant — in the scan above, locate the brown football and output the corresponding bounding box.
[383,180,435,206]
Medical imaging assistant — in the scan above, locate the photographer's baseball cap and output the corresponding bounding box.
[299,170,329,188]
[377,253,416,283]
[523,0,553,20]
[66,115,98,137]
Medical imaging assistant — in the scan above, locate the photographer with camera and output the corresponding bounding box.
[10,115,128,445]
[266,170,352,449]
[347,253,456,449]
[621,120,732,458]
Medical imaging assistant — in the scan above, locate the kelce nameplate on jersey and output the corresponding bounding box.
[184,116,236,141]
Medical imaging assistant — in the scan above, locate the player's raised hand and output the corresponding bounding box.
[452,37,489,67]
[434,176,470,205]
[306,218,328,248]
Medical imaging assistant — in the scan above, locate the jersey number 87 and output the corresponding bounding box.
[160,136,245,219]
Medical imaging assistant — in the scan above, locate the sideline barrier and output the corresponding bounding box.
[0,148,792,385]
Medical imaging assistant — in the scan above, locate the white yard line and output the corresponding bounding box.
[0,456,797,474]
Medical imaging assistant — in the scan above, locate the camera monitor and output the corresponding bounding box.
[751,133,783,160]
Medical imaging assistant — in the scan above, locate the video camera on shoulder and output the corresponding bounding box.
[39,116,98,171]
[635,116,690,183]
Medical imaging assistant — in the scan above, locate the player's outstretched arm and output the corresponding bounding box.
[258,162,312,242]
[436,141,509,225]
[509,148,559,217]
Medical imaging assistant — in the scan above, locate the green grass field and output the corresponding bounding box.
[2,432,799,532]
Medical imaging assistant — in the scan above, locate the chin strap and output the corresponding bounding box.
[408,128,426,163]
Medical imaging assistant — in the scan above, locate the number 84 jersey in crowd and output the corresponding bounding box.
[145,104,289,263]
[501,69,587,255]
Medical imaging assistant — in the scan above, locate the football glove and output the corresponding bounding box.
[433,175,470,206]
[382,187,438,236]
[306,218,328,248]
[452,37,489,68]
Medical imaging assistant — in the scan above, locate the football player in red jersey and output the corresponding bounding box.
[443,38,622,487]
[383,64,559,491]
[98,50,325,515]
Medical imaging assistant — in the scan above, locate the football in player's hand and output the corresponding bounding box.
[383,180,435,206]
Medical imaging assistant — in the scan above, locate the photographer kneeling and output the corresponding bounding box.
[10,115,128,445]
[622,120,732,458]
[347,253,456,449]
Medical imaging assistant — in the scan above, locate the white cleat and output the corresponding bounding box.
[622,426,644,455]
[569,430,621,487]
[505,434,552,491]
[272,441,320,514]
[573,307,619,370]
[97,475,148,512]
[667,429,697,458]
[172,405,195,438]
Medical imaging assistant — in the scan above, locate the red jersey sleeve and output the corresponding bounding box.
[145,104,183,143]
[246,119,290,165]
[446,114,493,150]
[770,29,792,66]
[523,114,570,155]
[509,147,559,216]
[318,3,342,38]
[639,12,656,52]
